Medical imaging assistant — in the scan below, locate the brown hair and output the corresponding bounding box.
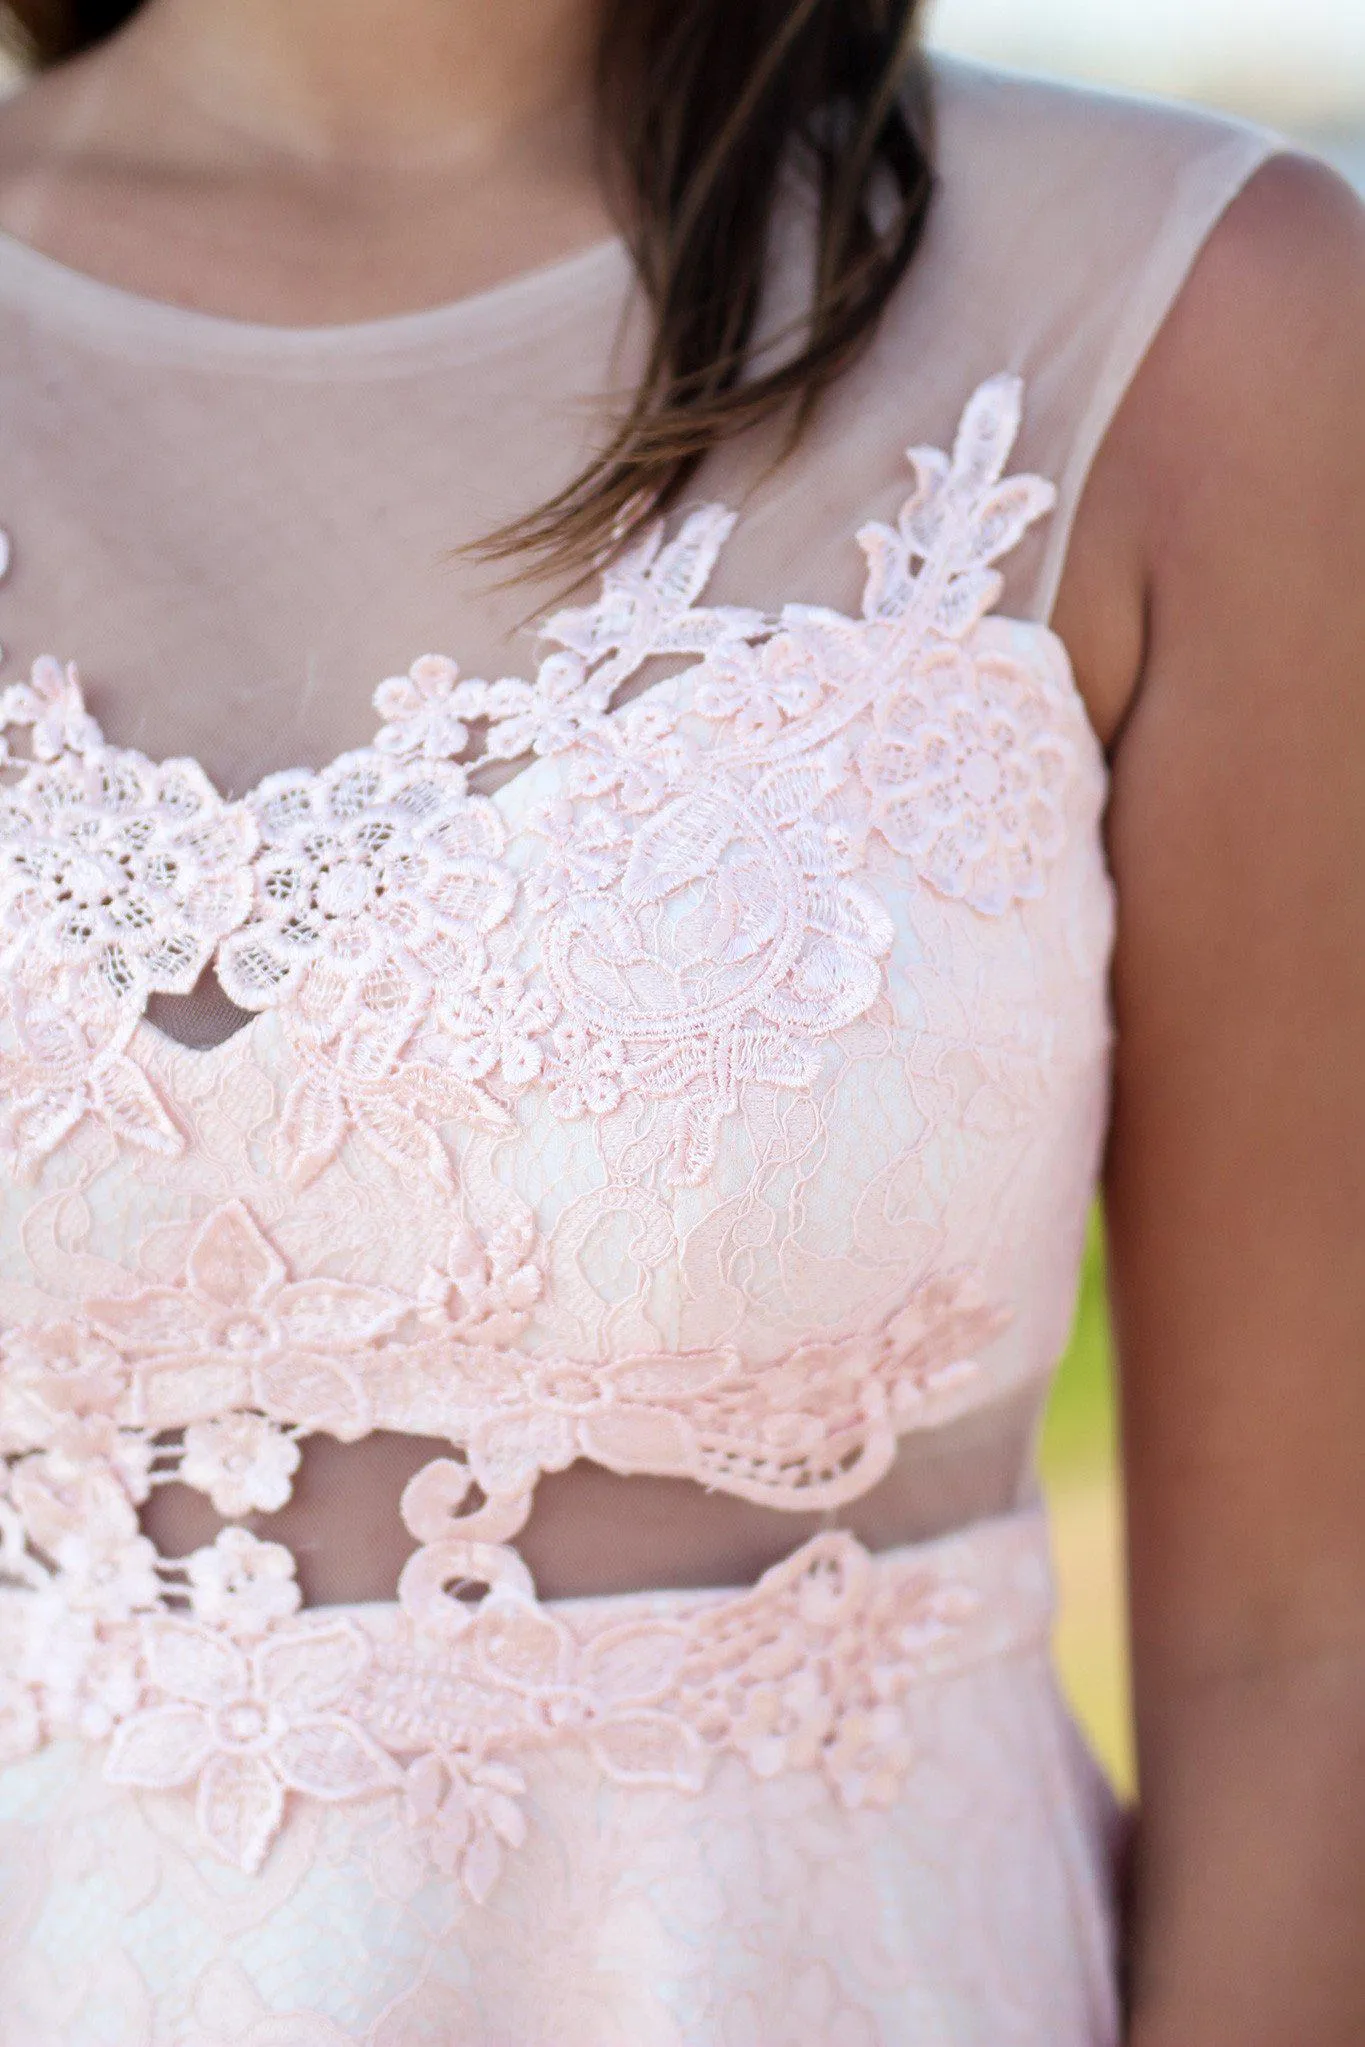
[0,1,934,581]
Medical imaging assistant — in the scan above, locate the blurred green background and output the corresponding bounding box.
[1039,1206,1133,1792]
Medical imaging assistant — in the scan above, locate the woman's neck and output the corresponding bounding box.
[112,0,598,169]
[0,0,614,321]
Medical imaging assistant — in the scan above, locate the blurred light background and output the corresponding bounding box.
[925,0,1365,1792]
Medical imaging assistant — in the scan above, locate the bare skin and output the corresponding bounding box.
[0,7,1363,2038]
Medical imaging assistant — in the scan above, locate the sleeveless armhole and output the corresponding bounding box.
[1030,124,1283,624]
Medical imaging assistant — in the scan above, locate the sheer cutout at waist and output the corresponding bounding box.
[140,1387,1043,1606]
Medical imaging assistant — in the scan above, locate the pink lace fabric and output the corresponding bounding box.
[0,373,1122,2041]
[0,1515,1123,2047]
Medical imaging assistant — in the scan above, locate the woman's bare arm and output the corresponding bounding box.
[1092,154,1365,2044]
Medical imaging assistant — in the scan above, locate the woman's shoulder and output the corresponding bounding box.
[925,49,1277,181]
[1111,144,1364,550]
[904,53,1289,403]
[1051,146,1364,741]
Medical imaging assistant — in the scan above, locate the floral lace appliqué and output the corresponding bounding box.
[0,1193,1023,1886]
[0,662,258,1175]
[0,374,1079,1188]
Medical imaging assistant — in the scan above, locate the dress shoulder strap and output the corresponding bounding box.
[875,58,1285,623]
[1024,94,1281,620]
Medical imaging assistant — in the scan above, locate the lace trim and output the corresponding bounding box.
[0,375,1078,1186]
[0,1191,1026,1887]
[0,1192,1011,1594]
[0,1512,1052,1894]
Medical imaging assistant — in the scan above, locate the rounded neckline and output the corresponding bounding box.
[0,219,631,370]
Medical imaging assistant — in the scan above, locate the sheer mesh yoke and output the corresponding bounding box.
[0,57,1274,2047]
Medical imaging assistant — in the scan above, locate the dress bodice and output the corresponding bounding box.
[0,363,1110,1488]
[0,58,1276,1892]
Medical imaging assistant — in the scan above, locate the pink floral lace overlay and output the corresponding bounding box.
[0,375,1094,1191]
[0,1509,1051,1890]
[0,371,1118,2035]
[0,1192,1025,1883]
[0,661,258,1175]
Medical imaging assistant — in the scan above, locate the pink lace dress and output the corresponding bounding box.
[0,58,1276,2047]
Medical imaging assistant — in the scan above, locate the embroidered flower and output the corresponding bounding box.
[545,1019,626,1117]
[0,710,256,1010]
[0,983,184,1179]
[18,1595,141,1740]
[861,644,1072,915]
[444,966,557,1088]
[85,1199,404,1439]
[105,1616,399,1872]
[523,803,630,911]
[460,653,606,763]
[558,696,694,813]
[372,655,471,762]
[218,752,515,1034]
[0,1316,133,1432]
[184,1527,302,1637]
[8,1421,147,1560]
[454,1349,734,1502]
[0,982,183,1178]
[179,1414,301,1518]
[272,1017,510,1192]
[692,630,826,743]
[53,1530,163,1622]
[0,655,104,762]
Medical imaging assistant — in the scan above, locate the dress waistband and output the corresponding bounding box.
[1,1506,1055,1897]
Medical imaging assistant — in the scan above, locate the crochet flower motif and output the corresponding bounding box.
[0,665,257,1009]
[105,1615,399,1872]
[445,967,557,1090]
[216,750,525,1184]
[372,655,473,763]
[691,629,828,744]
[183,1527,302,1637]
[860,643,1072,915]
[1,1316,135,1446]
[219,751,515,1028]
[179,1414,301,1518]
[7,1414,152,1549]
[0,660,256,1171]
[0,654,102,762]
[4,1420,154,1632]
[85,1199,407,1440]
